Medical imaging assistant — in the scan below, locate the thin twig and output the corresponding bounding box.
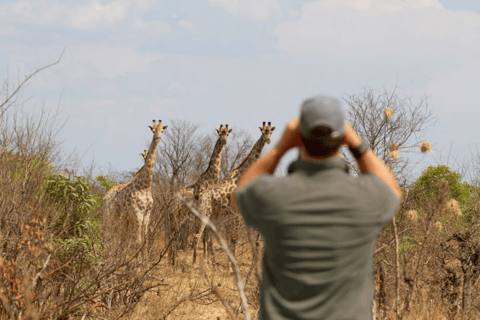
[392,215,400,318]
[0,48,65,112]
[32,254,51,289]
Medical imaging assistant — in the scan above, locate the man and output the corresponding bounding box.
[231,96,402,320]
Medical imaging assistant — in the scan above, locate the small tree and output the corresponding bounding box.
[155,119,201,184]
[411,165,475,212]
[343,85,436,186]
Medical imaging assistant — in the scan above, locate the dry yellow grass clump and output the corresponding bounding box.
[384,107,394,120]
[433,221,443,231]
[420,141,432,153]
[446,198,462,216]
[405,209,418,222]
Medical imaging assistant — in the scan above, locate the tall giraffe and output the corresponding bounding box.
[171,124,232,266]
[103,120,168,250]
[194,121,275,266]
[180,124,232,200]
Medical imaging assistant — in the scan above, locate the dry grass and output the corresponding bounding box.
[446,198,462,216]
[129,237,260,320]
[405,209,418,222]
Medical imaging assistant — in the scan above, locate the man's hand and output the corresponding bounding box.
[275,118,303,153]
[340,120,362,148]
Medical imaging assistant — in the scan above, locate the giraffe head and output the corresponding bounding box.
[148,120,168,143]
[259,121,276,144]
[215,124,232,142]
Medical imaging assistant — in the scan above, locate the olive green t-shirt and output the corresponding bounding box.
[235,158,400,320]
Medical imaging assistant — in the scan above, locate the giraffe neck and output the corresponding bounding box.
[134,136,159,190]
[226,135,266,183]
[198,137,226,185]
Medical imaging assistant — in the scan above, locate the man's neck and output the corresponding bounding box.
[299,148,341,162]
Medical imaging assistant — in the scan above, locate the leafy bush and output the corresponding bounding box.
[43,174,103,267]
[95,174,117,192]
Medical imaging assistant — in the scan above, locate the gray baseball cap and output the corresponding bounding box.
[298,95,346,139]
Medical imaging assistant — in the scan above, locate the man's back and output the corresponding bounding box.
[236,158,400,320]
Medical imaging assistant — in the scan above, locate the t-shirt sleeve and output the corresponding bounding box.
[235,175,269,227]
[360,172,401,223]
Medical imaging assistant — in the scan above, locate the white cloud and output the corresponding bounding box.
[206,0,281,20]
[0,0,155,30]
[65,1,127,30]
[167,82,180,91]
[60,44,166,79]
[133,17,171,34]
[178,20,199,33]
[425,56,480,127]
[275,0,480,66]
[273,0,480,151]
[0,26,22,36]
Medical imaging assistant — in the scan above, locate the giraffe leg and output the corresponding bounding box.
[205,226,217,267]
[202,228,207,259]
[193,192,212,267]
[193,221,207,266]
[141,211,151,258]
[129,211,142,253]
[228,215,240,272]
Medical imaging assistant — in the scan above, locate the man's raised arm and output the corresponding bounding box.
[342,121,403,200]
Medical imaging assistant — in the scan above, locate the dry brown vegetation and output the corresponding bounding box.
[2,57,480,320]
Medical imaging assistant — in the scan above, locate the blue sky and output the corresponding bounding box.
[1,0,479,185]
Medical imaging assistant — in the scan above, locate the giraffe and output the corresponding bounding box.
[170,124,232,266]
[194,121,275,267]
[102,120,168,251]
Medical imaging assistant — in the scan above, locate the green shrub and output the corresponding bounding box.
[43,174,103,268]
[95,175,117,192]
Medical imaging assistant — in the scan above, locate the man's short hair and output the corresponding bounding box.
[301,126,342,158]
